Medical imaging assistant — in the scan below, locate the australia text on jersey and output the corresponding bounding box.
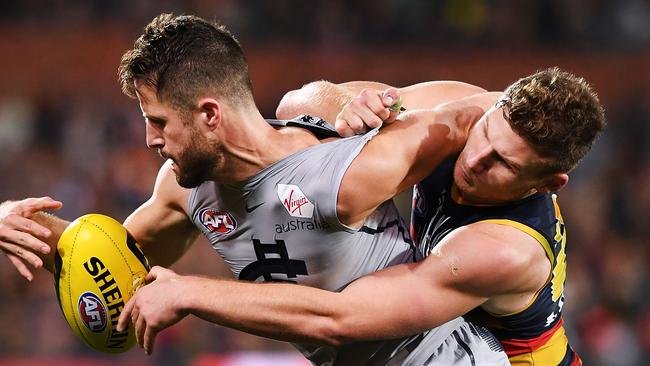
[275,219,330,234]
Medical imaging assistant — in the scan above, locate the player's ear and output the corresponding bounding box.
[537,173,569,193]
[197,98,221,131]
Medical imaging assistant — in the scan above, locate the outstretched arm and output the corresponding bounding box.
[0,160,200,280]
[118,221,549,354]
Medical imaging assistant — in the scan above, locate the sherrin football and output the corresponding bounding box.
[54,214,150,353]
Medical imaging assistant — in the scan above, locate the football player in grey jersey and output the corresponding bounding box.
[0,14,509,365]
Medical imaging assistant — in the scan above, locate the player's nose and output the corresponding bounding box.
[145,123,164,149]
[467,147,491,173]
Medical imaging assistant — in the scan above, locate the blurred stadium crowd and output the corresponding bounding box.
[0,1,648,365]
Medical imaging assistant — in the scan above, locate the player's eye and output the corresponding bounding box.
[495,154,515,171]
[147,118,166,128]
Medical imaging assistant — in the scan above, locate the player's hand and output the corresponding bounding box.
[335,88,403,137]
[117,266,189,355]
[0,197,62,281]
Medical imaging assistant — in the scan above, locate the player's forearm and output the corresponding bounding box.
[181,276,349,346]
[30,212,70,272]
[180,266,455,347]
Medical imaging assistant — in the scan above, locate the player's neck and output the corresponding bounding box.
[213,109,319,184]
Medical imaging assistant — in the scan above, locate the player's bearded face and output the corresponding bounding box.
[169,125,221,188]
[137,83,222,188]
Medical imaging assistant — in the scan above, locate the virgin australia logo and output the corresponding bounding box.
[277,184,314,218]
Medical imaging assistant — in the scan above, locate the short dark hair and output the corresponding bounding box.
[118,13,254,111]
[501,67,606,173]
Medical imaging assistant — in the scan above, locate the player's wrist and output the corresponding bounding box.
[176,275,210,314]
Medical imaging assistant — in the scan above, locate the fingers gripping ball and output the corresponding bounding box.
[54,214,150,353]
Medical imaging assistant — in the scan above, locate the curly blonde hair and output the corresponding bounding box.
[502,67,606,173]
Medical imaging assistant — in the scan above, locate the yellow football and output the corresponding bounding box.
[54,214,150,353]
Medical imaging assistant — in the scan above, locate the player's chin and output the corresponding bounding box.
[175,175,194,189]
[453,174,481,201]
[175,171,205,189]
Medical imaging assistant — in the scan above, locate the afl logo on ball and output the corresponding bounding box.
[77,292,107,333]
[199,208,237,235]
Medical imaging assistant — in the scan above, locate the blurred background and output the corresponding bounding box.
[0,1,648,365]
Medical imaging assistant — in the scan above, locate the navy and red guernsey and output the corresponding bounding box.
[411,159,581,366]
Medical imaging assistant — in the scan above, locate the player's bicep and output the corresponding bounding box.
[124,161,199,267]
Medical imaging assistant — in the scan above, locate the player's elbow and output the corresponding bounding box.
[275,81,320,119]
[276,80,333,120]
[276,89,303,119]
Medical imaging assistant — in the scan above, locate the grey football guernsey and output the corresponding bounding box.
[188,127,508,365]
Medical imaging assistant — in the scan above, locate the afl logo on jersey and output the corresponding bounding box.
[277,184,314,219]
[78,292,107,333]
[199,208,237,235]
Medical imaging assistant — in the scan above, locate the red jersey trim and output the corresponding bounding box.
[501,317,564,356]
